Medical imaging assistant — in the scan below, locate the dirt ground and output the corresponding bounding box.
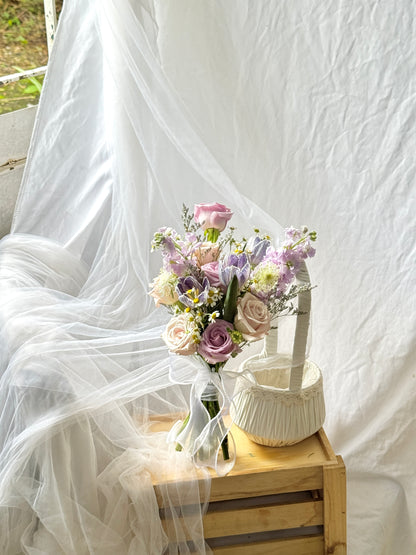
[0,0,62,114]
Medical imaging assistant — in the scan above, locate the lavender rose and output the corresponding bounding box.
[162,314,197,356]
[234,293,271,341]
[198,319,238,364]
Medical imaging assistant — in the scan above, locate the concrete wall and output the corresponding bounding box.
[0,106,37,239]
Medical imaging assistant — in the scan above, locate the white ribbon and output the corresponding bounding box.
[167,354,252,477]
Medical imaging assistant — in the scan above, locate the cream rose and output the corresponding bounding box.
[234,293,271,341]
[149,270,178,307]
[192,242,220,267]
[162,314,198,355]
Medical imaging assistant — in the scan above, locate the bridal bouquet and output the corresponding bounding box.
[150,202,316,468]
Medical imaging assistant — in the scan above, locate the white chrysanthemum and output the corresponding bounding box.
[251,262,280,294]
[149,270,178,307]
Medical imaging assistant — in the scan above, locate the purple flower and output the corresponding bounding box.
[247,237,271,266]
[154,228,198,276]
[219,253,250,289]
[176,275,210,308]
[197,320,238,364]
[162,253,187,276]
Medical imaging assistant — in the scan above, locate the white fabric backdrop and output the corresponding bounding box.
[1,0,415,553]
[156,3,416,552]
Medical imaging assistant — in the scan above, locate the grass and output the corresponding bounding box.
[0,0,62,114]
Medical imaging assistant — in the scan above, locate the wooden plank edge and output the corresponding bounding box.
[203,499,323,538]
[323,455,347,554]
[161,500,324,541]
[155,465,324,507]
[210,534,324,555]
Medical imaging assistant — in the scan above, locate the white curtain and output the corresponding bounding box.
[0,0,415,553]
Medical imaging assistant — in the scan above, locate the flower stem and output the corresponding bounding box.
[205,228,220,243]
[175,412,190,451]
[202,398,230,461]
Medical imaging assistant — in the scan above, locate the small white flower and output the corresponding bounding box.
[207,287,222,307]
[208,311,220,323]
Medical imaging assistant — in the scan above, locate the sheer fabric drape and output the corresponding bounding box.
[0,0,283,553]
[1,0,415,554]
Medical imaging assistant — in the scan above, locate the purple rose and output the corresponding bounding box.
[201,261,221,287]
[197,320,238,364]
[219,253,250,289]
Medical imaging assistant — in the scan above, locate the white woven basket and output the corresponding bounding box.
[231,261,325,447]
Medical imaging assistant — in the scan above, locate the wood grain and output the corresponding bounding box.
[323,455,347,554]
[210,535,324,555]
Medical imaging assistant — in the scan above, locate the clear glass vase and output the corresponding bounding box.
[198,381,230,462]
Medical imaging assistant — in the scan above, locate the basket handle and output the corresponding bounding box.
[289,260,311,391]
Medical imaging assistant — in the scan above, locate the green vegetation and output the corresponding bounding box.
[0,0,62,114]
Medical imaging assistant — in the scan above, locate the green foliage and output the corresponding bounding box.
[0,0,62,114]
[13,65,43,94]
[223,275,239,323]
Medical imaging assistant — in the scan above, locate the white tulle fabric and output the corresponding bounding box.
[0,0,286,553]
[2,1,416,554]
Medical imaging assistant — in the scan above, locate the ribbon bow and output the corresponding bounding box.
[167,354,252,476]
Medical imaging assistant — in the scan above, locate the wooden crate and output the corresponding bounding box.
[152,422,346,554]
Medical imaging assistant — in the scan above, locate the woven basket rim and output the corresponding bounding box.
[240,358,322,395]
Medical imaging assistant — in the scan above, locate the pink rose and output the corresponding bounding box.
[162,314,197,356]
[192,242,220,267]
[197,319,238,364]
[194,202,233,232]
[201,261,222,287]
[234,293,271,341]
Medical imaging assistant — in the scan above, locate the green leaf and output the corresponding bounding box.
[23,84,38,94]
[12,66,43,94]
[223,275,239,323]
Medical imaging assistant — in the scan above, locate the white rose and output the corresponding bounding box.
[162,314,198,355]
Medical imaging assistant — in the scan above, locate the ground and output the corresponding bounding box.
[0,0,62,114]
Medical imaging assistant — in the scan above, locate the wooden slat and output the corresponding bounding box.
[44,0,57,55]
[155,463,323,508]
[210,465,323,503]
[162,500,323,541]
[211,534,324,555]
[203,500,323,539]
[317,428,337,461]
[151,421,338,507]
[323,456,347,554]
